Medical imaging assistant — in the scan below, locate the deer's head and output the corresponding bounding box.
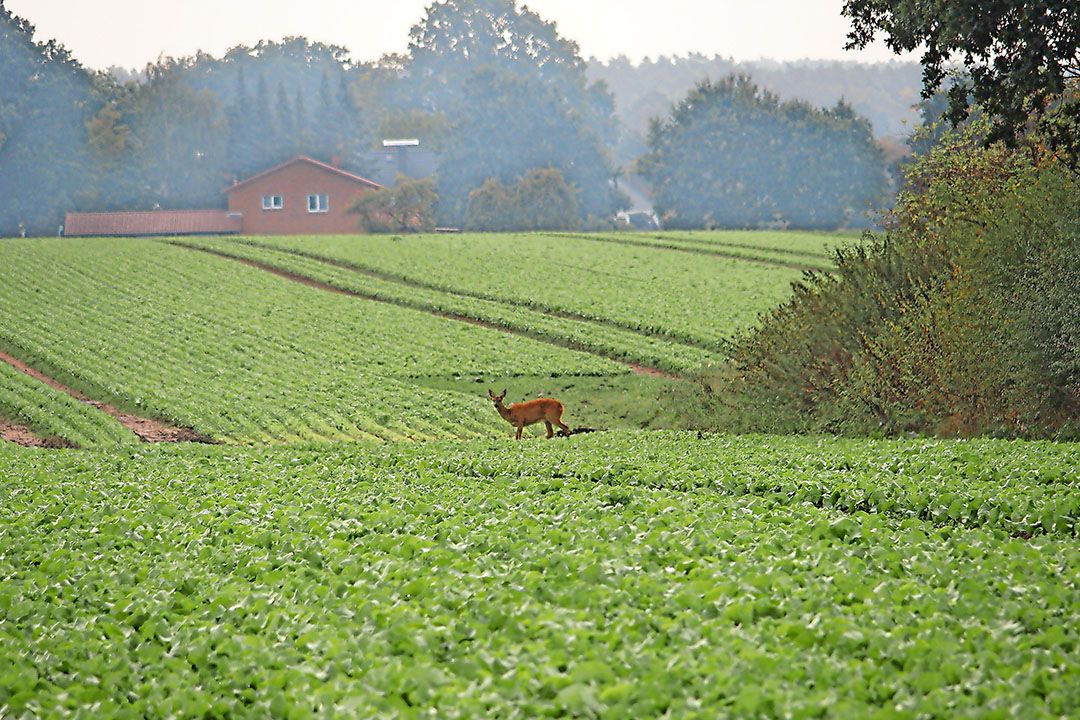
[488,388,507,409]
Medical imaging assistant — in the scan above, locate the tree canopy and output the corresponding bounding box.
[0,1,96,234]
[638,75,888,229]
[842,0,1080,157]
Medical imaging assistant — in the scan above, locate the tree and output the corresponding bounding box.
[437,68,619,225]
[0,1,97,234]
[514,168,580,230]
[274,81,295,159]
[842,0,1080,158]
[349,176,437,233]
[464,168,580,231]
[465,178,516,231]
[123,60,229,208]
[406,0,621,224]
[638,75,888,229]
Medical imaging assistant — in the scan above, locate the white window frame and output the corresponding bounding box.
[307,193,329,214]
[261,194,284,210]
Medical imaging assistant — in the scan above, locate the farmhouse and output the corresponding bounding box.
[64,156,383,237]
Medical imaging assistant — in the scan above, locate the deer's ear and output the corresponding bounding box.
[501,389,507,398]
[487,389,495,398]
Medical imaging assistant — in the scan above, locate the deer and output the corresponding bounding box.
[488,389,572,440]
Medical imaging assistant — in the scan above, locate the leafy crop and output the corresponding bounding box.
[0,239,621,443]
[182,238,719,373]
[1,432,1077,717]
[0,362,135,447]
[542,231,843,270]
[247,232,810,348]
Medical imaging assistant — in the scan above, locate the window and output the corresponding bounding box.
[261,194,283,210]
[307,194,329,213]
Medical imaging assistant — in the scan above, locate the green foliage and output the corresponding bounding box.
[0,238,622,443]
[463,178,516,231]
[638,75,889,229]
[692,124,1080,438]
[0,2,96,234]
[843,0,1080,160]
[589,55,924,163]
[465,168,581,231]
[437,68,619,225]
[1,432,1077,715]
[349,176,437,233]
[182,237,719,373]
[247,231,829,349]
[0,363,135,447]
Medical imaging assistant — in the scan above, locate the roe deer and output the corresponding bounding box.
[488,389,571,440]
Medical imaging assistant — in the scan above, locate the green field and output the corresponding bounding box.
[1,231,1077,717]
[2,434,1077,717]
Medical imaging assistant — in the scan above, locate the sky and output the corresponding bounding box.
[7,0,918,70]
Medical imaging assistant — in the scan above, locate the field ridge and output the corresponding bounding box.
[227,237,726,353]
[0,348,212,444]
[171,240,688,377]
[540,231,830,271]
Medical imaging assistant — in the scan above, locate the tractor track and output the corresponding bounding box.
[218,238,720,353]
[173,242,681,380]
[540,232,828,271]
[0,418,75,448]
[0,349,216,445]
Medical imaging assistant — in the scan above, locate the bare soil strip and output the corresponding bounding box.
[0,418,75,448]
[221,238,717,353]
[540,232,825,272]
[176,243,680,379]
[0,349,215,444]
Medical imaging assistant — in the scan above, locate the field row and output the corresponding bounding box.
[542,231,838,269]
[422,431,1080,537]
[1,433,1076,717]
[247,233,807,348]
[628,229,851,258]
[0,239,623,444]
[0,362,135,448]
[182,238,720,373]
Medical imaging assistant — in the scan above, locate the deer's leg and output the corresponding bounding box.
[555,418,571,437]
[544,421,554,439]
[515,423,523,440]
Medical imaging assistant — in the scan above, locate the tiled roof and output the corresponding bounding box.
[224,155,384,193]
[64,210,242,237]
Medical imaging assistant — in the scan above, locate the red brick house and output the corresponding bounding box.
[65,156,382,237]
[224,156,383,235]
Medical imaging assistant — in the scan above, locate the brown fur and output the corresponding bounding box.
[488,389,571,440]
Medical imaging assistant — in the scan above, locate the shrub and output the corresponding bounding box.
[686,122,1080,438]
[464,168,580,231]
[349,176,437,233]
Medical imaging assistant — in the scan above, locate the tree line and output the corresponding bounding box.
[1,0,899,236]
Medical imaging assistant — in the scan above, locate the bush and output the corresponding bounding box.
[637,75,889,230]
[685,123,1080,439]
[464,168,580,231]
[349,176,437,233]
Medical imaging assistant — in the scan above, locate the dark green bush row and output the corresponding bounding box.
[685,124,1080,438]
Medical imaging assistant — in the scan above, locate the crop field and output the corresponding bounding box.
[240,232,817,348]
[1,433,1077,717]
[2,231,1076,717]
[0,231,831,443]
[0,238,630,444]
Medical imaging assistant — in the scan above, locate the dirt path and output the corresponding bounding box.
[221,238,717,353]
[0,349,215,444]
[0,418,76,448]
[175,243,681,380]
[540,232,826,272]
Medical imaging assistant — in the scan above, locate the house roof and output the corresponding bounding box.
[64,210,242,237]
[225,155,384,193]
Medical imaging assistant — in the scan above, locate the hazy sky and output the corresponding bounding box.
[8,0,917,70]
